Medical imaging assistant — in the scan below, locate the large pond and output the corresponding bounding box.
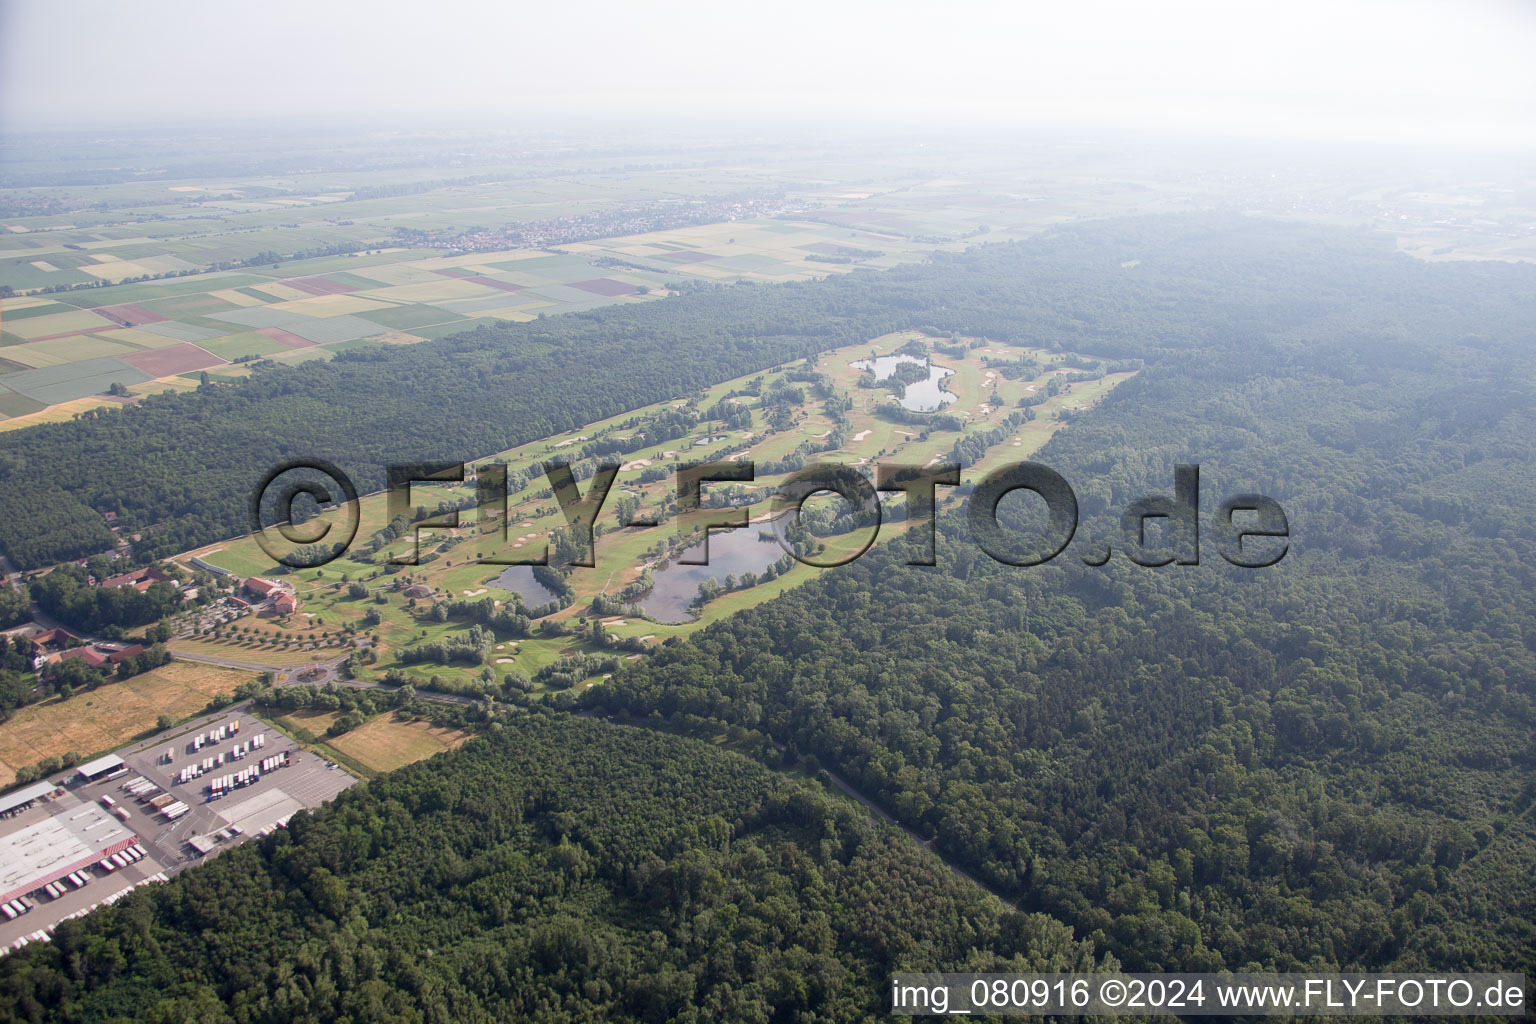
[637,526,787,624]
[850,353,957,412]
[493,565,561,610]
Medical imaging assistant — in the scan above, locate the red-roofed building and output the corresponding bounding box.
[105,644,146,664]
[102,567,174,592]
[244,577,284,598]
[52,647,108,669]
[273,592,299,614]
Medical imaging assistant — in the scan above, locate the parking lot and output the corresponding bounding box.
[0,706,356,953]
[114,709,356,869]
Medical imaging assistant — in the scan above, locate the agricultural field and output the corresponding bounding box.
[0,144,1196,428]
[266,708,469,775]
[170,329,1133,694]
[0,660,254,787]
[0,217,943,428]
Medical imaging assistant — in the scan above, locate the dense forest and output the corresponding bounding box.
[2,216,1531,1013]
[0,587,28,630]
[581,218,1536,977]
[0,715,1101,1023]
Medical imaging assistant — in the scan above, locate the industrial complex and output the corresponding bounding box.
[0,708,356,954]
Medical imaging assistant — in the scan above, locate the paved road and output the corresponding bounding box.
[167,649,299,674]
[0,553,23,595]
[319,677,481,706]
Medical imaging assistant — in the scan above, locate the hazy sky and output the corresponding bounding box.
[2,0,1533,146]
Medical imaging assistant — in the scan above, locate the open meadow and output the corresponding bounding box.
[0,660,254,787]
[265,708,470,775]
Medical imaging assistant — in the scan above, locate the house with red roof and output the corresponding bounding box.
[244,577,284,598]
[101,567,174,592]
[51,647,108,669]
[105,644,146,664]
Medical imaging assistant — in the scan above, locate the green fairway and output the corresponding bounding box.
[167,327,1130,698]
